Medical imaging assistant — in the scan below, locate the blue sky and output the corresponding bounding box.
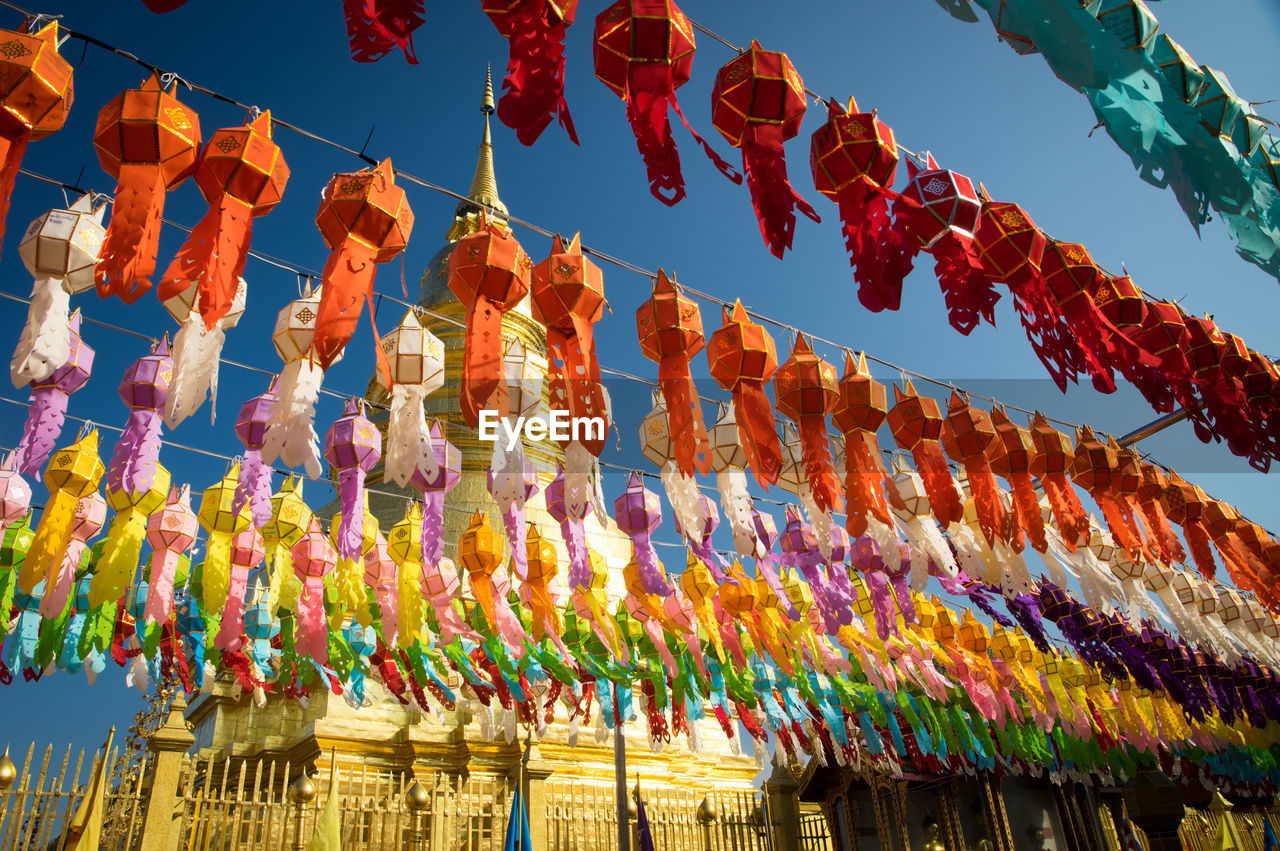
[0,0,1277,758]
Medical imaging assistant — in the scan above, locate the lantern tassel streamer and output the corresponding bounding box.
[261,358,324,479]
[95,163,167,303]
[10,276,70,387]
[741,123,820,259]
[16,385,70,477]
[496,0,577,147]
[164,307,228,429]
[658,361,712,476]
[158,196,251,330]
[385,384,436,487]
[733,383,782,488]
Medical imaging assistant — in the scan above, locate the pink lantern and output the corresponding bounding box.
[0,452,32,536]
[362,528,401,645]
[323,398,382,560]
[144,484,197,625]
[546,464,592,592]
[216,525,265,653]
[39,491,105,619]
[290,518,336,666]
[14,311,94,476]
[232,383,276,528]
[612,471,672,596]
[410,420,461,566]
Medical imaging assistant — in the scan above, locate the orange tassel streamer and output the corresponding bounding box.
[1009,473,1046,553]
[0,130,29,250]
[735,381,783,487]
[1041,474,1086,552]
[96,164,170,303]
[887,381,962,528]
[658,359,711,476]
[844,432,891,537]
[941,394,1006,547]
[159,196,252,326]
[915,442,961,529]
[314,238,379,370]
[1183,520,1217,581]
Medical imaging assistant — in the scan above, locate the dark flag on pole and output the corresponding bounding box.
[635,778,656,851]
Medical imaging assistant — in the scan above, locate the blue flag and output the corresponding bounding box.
[1264,813,1278,851]
[503,783,531,851]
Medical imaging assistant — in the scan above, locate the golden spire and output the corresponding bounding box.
[447,64,508,240]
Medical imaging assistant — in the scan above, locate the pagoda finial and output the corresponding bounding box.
[448,64,508,240]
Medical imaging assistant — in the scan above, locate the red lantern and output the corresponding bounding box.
[0,21,72,255]
[93,74,201,303]
[483,0,578,146]
[447,220,531,427]
[773,335,842,514]
[940,393,1007,548]
[1039,240,1124,393]
[987,406,1045,553]
[810,97,913,312]
[593,0,739,205]
[831,352,891,538]
[344,0,426,63]
[886,381,962,529]
[706,299,781,487]
[1091,273,1184,416]
[1161,472,1217,581]
[1028,412,1087,551]
[158,112,289,329]
[531,233,608,455]
[974,201,1086,392]
[710,40,819,259]
[314,158,414,376]
[891,153,994,335]
[636,269,711,476]
[141,0,192,10]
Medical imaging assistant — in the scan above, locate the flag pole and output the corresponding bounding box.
[615,684,631,851]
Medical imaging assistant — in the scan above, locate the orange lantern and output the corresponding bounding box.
[1136,462,1184,565]
[940,393,1007,548]
[886,381,961,528]
[1028,413,1087,551]
[1160,471,1217,581]
[158,112,289,329]
[531,233,607,455]
[831,352,891,538]
[773,335,842,514]
[313,158,414,375]
[636,269,711,476]
[710,40,818,259]
[986,406,1045,553]
[0,21,72,254]
[483,0,578,146]
[1069,425,1145,563]
[706,299,781,487]
[93,74,201,303]
[447,221,531,427]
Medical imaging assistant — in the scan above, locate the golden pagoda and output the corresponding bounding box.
[183,67,759,845]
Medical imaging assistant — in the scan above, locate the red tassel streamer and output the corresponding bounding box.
[344,0,426,63]
[741,123,820,259]
[0,127,29,258]
[734,382,783,488]
[492,1,577,146]
[96,164,169,303]
[932,231,999,335]
[658,359,711,476]
[914,442,962,529]
[141,0,192,9]
[839,188,908,312]
[1008,472,1046,554]
[313,238,379,371]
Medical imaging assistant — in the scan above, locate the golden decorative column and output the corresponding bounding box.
[139,694,195,851]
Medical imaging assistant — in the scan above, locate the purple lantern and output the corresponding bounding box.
[233,383,276,528]
[15,311,94,477]
[752,509,798,620]
[612,472,672,596]
[411,420,461,566]
[852,534,894,639]
[487,457,538,581]
[675,493,730,583]
[547,464,592,591]
[323,399,382,561]
[780,505,844,632]
[107,334,172,496]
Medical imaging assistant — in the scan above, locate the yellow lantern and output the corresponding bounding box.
[22,429,104,593]
[196,463,251,620]
[88,462,170,607]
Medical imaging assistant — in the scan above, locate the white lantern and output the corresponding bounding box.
[380,310,445,488]
[1170,570,1197,608]
[1215,585,1243,625]
[776,422,804,496]
[710,402,756,558]
[1087,522,1116,565]
[1142,560,1170,594]
[502,338,546,422]
[639,390,672,468]
[709,402,748,473]
[261,287,331,478]
[892,467,930,522]
[11,194,107,387]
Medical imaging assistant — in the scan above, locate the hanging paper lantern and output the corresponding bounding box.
[313,158,413,371]
[887,381,961,529]
[93,74,201,302]
[1070,425,1145,564]
[105,334,172,503]
[613,471,672,596]
[523,524,566,653]
[484,0,579,145]
[90,461,170,608]
[592,0,738,204]
[215,525,264,653]
[447,220,531,426]
[386,502,425,649]
[1039,240,1126,393]
[639,390,704,562]
[1028,413,1088,551]
[773,335,842,515]
[831,352,892,539]
[706,299,782,487]
[487,455,538,581]
[290,518,336,666]
[532,232,608,452]
[160,275,246,429]
[196,464,251,622]
[231,383,276,529]
[486,338,546,581]
[810,96,915,312]
[986,406,1045,554]
[344,0,426,63]
[21,429,104,595]
[775,423,804,497]
[39,492,105,621]
[376,309,445,487]
[411,421,461,567]
[940,393,1007,549]
[158,110,287,348]
[324,399,382,561]
[10,196,106,387]
[13,311,93,476]
[890,153,993,335]
[143,484,197,626]
[545,464,592,593]
[709,402,757,558]
[636,269,712,476]
[362,528,400,644]
[261,288,330,478]
[458,510,528,654]
[0,21,72,255]
[261,477,313,615]
[710,40,819,258]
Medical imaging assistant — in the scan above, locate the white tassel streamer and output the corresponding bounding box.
[261,358,324,478]
[717,467,758,558]
[385,384,436,486]
[10,276,70,387]
[165,309,227,428]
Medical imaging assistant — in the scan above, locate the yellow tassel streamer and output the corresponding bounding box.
[23,431,105,593]
[389,504,424,649]
[89,465,170,608]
